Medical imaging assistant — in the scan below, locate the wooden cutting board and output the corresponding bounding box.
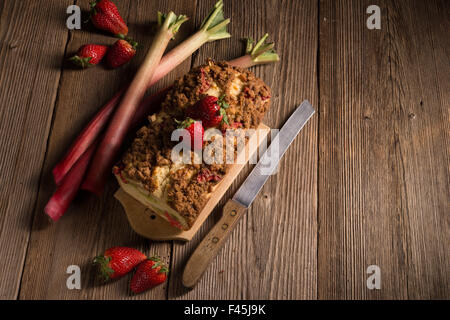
[114,124,270,241]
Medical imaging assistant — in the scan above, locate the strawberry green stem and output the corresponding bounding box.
[92,255,114,282]
[82,11,188,195]
[69,55,93,69]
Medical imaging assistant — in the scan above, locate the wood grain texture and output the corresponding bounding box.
[318,0,449,299]
[385,0,449,299]
[319,0,402,299]
[182,199,248,288]
[0,0,446,300]
[0,0,74,299]
[168,0,318,300]
[19,0,196,299]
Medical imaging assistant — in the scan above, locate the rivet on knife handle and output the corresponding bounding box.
[182,199,247,288]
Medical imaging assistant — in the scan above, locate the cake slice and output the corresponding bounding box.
[114,60,271,230]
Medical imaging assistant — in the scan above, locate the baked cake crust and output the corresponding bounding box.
[115,60,271,229]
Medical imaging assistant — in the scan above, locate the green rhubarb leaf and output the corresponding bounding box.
[200,0,231,41]
[245,37,255,54]
[245,33,280,64]
[157,11,165,27]
[158,11,189,38]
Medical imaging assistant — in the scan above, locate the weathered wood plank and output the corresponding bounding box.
[19,0,196,299]
[168,0,318,299]
[13,0,448,300]
[0,0,73,299]
[318,0,408,299]
[318,0,449,299]
[385,0,449,299]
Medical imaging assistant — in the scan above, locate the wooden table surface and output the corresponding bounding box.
[0,0,448,300]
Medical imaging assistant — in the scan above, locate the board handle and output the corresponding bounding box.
[182,199,247,288]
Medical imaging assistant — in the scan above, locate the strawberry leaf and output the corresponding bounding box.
[175,117,195,129]
[220,108,229,125]
[218,94,229,108]
[160,266,169,274]
[218,95,229,124]
[93,255,114,282]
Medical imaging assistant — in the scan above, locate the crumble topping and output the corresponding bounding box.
[116,60,271,228]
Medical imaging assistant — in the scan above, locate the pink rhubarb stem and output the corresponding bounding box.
[130,86,172,128]
[46,88,168,221]
[65,52,274,197]
[228,34,279,68]
[46,48,277,219]
[227,55,255,68]
[51,1,231,185]
[45,141,98,221]
[52,89,125,186]
[82,12,187,195]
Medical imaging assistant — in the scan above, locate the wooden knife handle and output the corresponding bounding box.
[182,199,247,288]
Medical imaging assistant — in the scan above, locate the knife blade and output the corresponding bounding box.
[182,100,315,288]
[233,100,315,208]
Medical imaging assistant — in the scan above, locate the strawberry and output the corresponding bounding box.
[176,118,204,150]
[197,168,221,183]
[90,0,128,38]
[93,246,146,281]
[130,256,169,294]
[69,44,108,68]
[106,39,137,68]
[221,120,243,134]
[186,95,229,128]
[199,68,210,93]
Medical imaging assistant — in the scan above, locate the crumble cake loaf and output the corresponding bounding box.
[114,60,271,230]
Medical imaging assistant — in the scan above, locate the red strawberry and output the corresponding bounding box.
[221,121,243,134]
[106,39,137,68]
[199,68,210,93]
[93,247,146,281]
[176,118,204,150]
[197,168,221,183]
[69,44,108,68]
[90,0,128,38]
[187,95,229,128]
[130,256,169,294]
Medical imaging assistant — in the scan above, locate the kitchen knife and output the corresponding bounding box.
[182,100,315,288]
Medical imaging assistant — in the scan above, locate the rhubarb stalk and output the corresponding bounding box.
[44,42,280,222]
[52,89,125,186]
[82,12,188,195]
[45,142,97,221]
[149,0,231,87]
[52,0,230,185]
[227,34,279,68]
